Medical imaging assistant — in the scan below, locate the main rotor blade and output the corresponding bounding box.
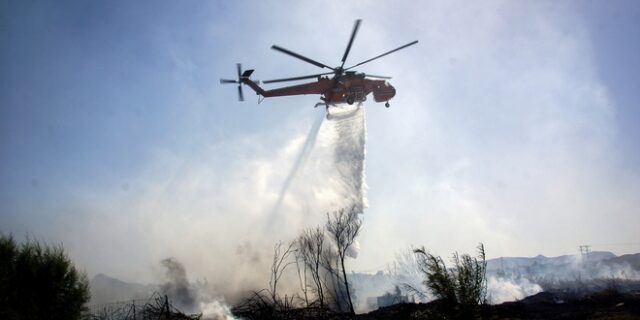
[238,85,244,101]
[220,79,238,84]
[346,40,419,70]
[262,71,335,84]
[341,19,361,68]
[271,45,334,70]
[365,74,392,79]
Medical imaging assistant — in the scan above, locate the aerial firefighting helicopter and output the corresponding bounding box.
[220,19,418,109]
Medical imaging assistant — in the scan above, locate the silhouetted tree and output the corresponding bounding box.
[297,226,326,308]
[293,247,309,307]
[325,207,362,315]
[320,241,346,312]
[0,234,90,320]
[269,241,296,307]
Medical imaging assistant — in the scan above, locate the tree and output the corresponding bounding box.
[0,234,90,320]
[269,241,296,307]
[325,207,362,315]
[321,244,346,312]
[411,243,487,319]
[297,226,326,308]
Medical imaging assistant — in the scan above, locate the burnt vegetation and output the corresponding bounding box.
[232,207,362,319]
[234,212,487,319]
[87,293,202,320]
[232,237,489,319]
[231,235,640,320]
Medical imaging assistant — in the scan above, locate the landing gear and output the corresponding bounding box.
[347,97,355,105]
[385,102,390,108]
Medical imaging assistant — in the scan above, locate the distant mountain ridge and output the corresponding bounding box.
[485,251,640,286]
[486,251,617,271]
[604,253,640,270]
[90,273,158,306]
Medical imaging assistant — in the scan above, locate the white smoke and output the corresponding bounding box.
[485,253,640,303]
[160,257,237,319]
[271,112,325,219]
[71,103,369,309]
[199,300,236,320]
[487,276,543,304]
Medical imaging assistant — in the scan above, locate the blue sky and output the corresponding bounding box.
[580,1,640,168]
[2,0,640,287]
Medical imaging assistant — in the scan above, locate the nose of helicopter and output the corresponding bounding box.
[387,84,396,98]
[373,83,396,102]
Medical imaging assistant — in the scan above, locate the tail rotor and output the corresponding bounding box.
[220,63,255,101]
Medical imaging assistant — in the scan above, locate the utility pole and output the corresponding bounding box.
[579,245,591,261]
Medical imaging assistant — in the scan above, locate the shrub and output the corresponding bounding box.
[411,243,487,319]
[0,235,90,320]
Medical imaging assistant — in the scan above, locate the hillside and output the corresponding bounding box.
[90,274,157,306]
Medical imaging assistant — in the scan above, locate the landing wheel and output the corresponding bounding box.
[347,97,355,105]
[385,102,390,108]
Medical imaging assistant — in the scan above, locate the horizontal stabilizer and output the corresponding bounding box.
[242,70,254,78]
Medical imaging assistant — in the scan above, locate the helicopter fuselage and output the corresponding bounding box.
[242,73,396,105]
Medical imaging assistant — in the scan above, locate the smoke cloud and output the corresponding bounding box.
[160,258,197,312]
[487,277,543,304]
[271,111,325,220]
[160,257,236,319]
[484,253,640,303]
[70,103,369,311]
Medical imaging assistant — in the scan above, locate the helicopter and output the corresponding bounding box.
[220,19,418,109]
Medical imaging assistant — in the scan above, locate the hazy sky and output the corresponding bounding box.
[1,0,639,286]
